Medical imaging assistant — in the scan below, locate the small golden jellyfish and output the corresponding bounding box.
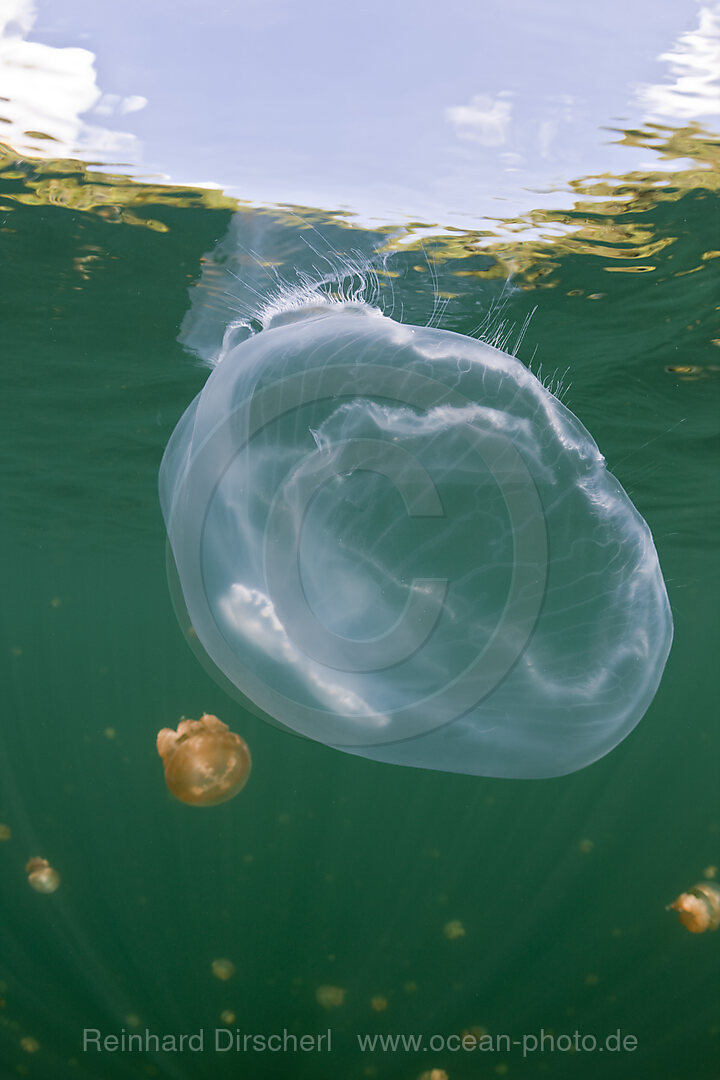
[25,857,60,893]
[370,995,388,1012]
[220,1010,236,1024]
[156,714,251,807]
[703,865,717,879]
[418,1070,449,1080]
[211,958,236,981]
[668,882,720,933]
[20,1036,39,1054]
[0,824,11,841]
[578,838,594,854]
[315,984,346,1008]
[443,919,466,940]
[460,1025,488,1047]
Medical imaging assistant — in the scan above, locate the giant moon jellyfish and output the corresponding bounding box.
[160,293,672,778]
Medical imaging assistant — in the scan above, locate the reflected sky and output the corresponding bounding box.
[2,0,719,227]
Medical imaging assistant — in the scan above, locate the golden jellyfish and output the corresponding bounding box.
[315,985,346,1009]
[156,714,251,806]
[668,882,720,933]
[443,919,466,940]
[25,857,60,894]
[211,958,236,981]
[460,1026,489,1048]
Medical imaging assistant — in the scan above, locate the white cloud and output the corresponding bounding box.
[119,94,147,115]
[93,92,148,117]
[636,3,720,120]
[537,119,557,159]
[0,0,146,161]
[446,93,513,146]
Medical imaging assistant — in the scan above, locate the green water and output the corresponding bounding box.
[0,170,718,1080]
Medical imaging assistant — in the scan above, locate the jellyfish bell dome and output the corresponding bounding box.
[668,882,720,933]
[211,957,236,981]
[160,295,673,779]
[156,714,252,806]
[25,857,61,893]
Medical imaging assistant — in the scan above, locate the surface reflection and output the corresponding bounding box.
[0,0,715,229]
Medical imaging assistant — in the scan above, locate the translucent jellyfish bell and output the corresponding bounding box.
[160,297,672,779]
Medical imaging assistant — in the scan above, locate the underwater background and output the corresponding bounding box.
[1,2,719,1078]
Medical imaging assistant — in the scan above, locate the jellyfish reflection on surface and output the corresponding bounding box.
[161,262,673,779]
[156,714,251,806]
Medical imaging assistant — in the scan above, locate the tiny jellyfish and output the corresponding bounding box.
[0,824,11,841]
[161,270,673,778]
[220,1010,236,1024]
[667,882,720,933]
[211,958,236,981]
[370,995,388,1012]
[461,1026,489,1048]
[156,714,251,807]
[315,984,346,1008]
[25,857,60,893]
[443,919,466,940]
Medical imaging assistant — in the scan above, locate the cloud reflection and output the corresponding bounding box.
[0,0,145,161]
[446,93,513,146]
[637,3,720,120]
